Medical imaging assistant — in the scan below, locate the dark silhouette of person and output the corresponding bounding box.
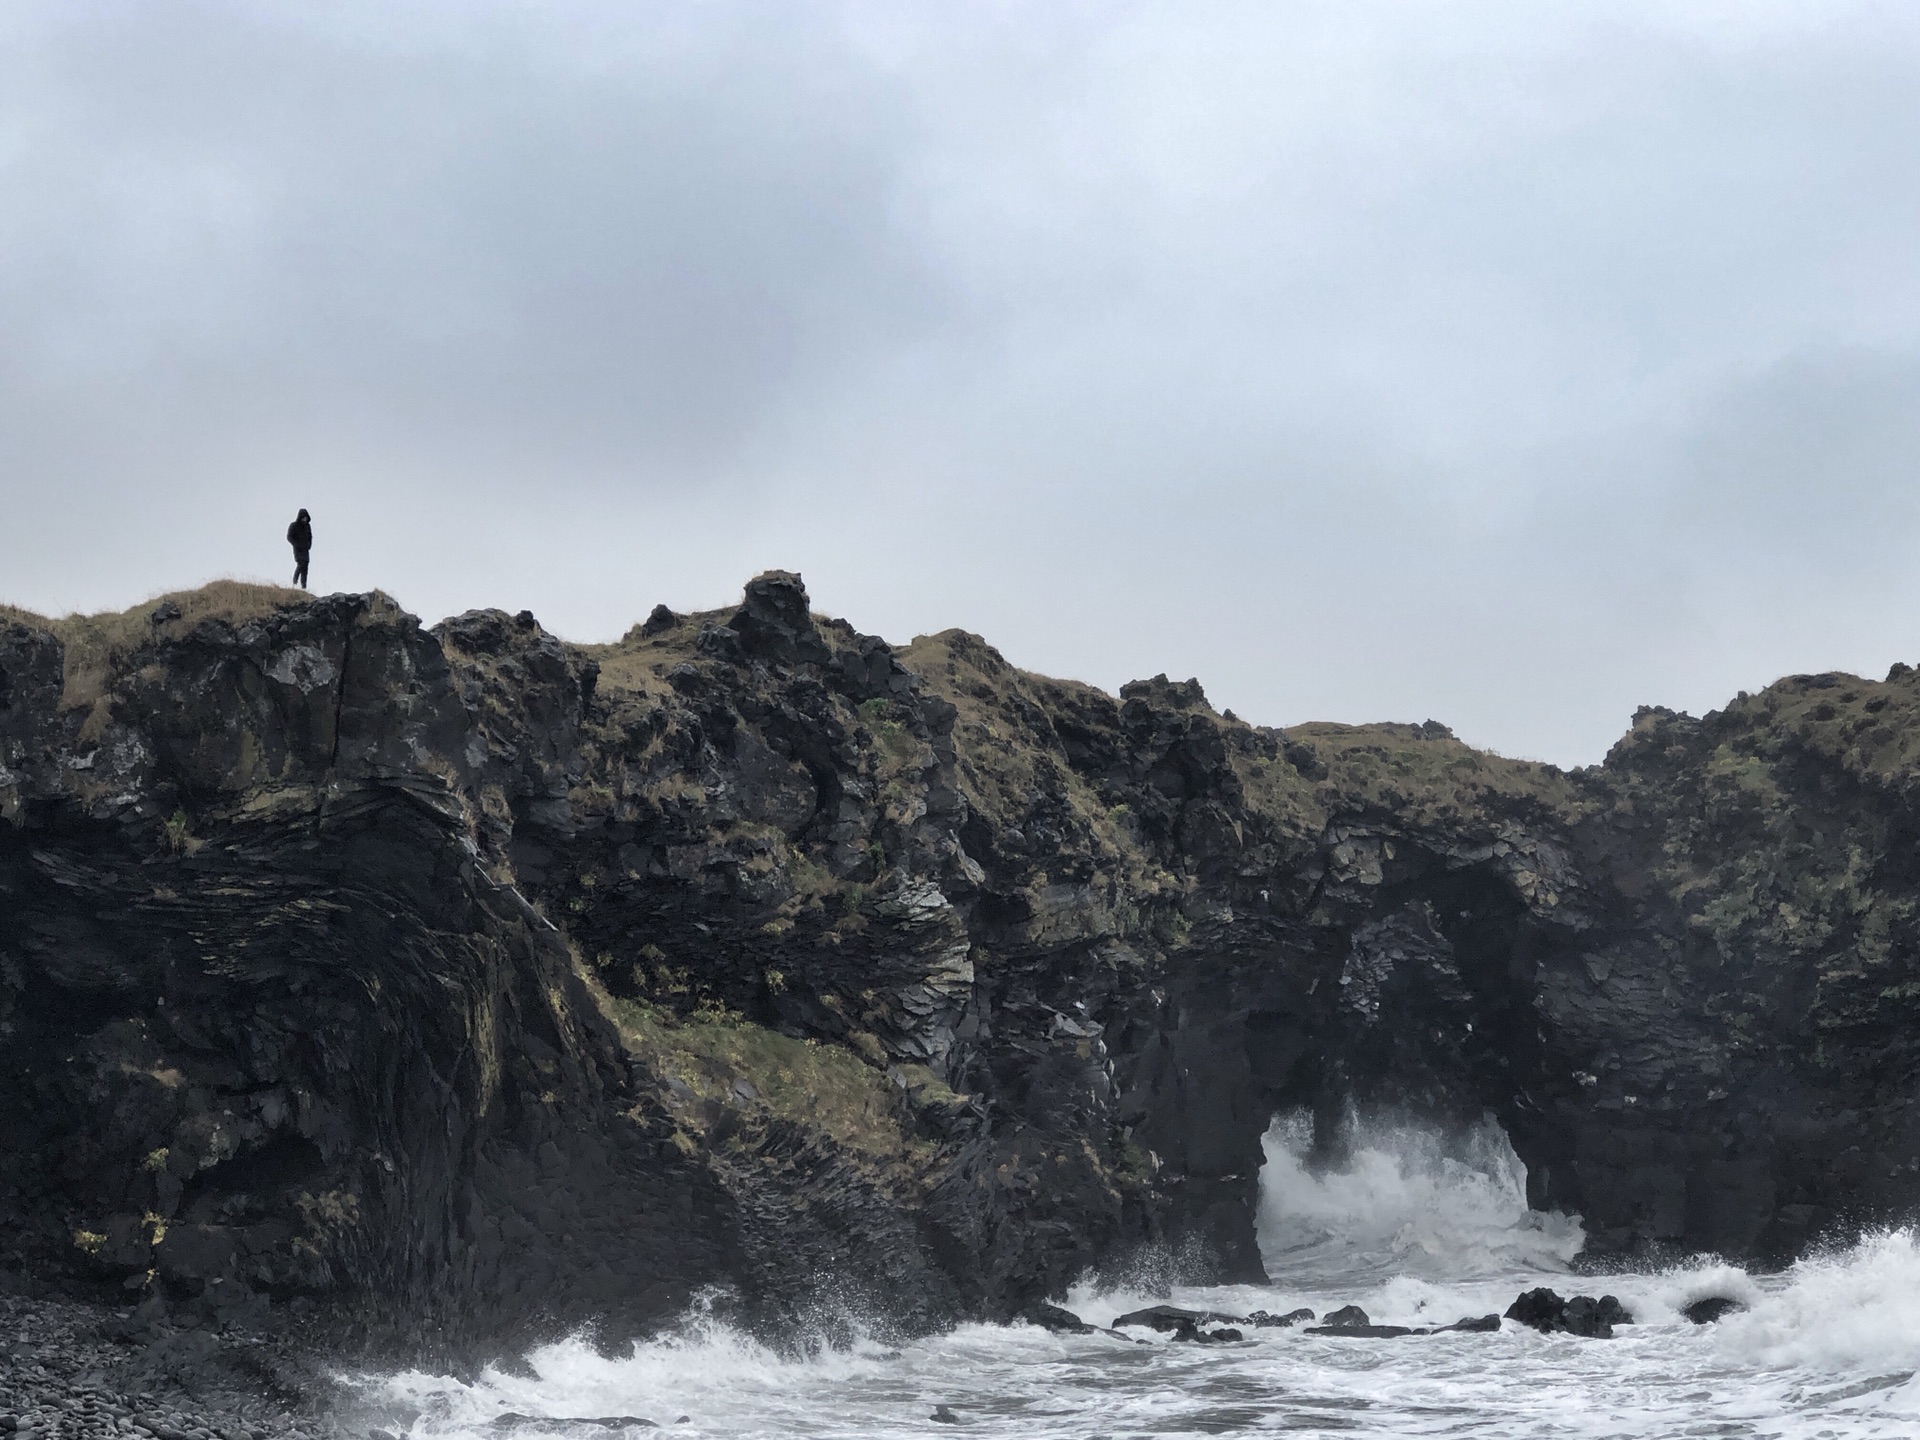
[287,509,312,588]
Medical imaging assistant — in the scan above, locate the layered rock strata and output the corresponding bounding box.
[3,573,1918,1352]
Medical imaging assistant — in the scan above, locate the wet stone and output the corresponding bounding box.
[1111,1305,1248,1333]
[1683,1297,1745,1324]
[1022,1304,1094,1335]
[1247,1308,1315,1328]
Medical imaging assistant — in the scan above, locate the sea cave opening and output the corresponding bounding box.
[1237,859,1589,1285]
[1252,1106,1584,1287]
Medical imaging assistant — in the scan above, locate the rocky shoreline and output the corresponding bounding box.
[0,1275,1754,1440]
[0,1288,338,1440]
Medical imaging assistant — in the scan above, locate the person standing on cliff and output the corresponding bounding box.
[287,508,312,588]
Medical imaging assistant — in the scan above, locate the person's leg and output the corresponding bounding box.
[294,554,309,587]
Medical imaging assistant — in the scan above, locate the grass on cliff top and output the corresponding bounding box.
[1724,669,1920,786]
[1268,720,1589,832]
[579,601,877,703]
[576,607,730,705]
[902,628,1160,883]
[0,579,308,714]
[587,983,920,1162]
[903,627,1587,862]
[1603,669,1920,982]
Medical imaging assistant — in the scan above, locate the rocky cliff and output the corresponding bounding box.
[3,573,1918,1355]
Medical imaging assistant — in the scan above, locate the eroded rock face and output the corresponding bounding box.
[3,575,1920,1356]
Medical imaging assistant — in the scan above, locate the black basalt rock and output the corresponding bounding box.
[1304,1323,1420,1337]
[1023,1303,1094,1334]
[1504,1288,1565,1331]
[1560,1295,1615,1338]
[728,570,828,665]
[1169,1318,1244,1343]
[1247,1308,1315,1327]
[1504,1288,1633,1338]
[1682,1297,1744,1324]
[1111,1304,1248,1333]
[1319,1304,1371,1329]
[1305,1312,1501,1338]
[1434,1314,1503,1333]
[488,1416,656,1431]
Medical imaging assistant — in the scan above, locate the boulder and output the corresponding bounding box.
[1110,1304,1248,1333]
[1247,1308,1315,1328]
[1319,1304,1370,1328]
[1682,1297,1744,1324]
[154,1225,240,1291]
[487,1417,656,1431]
[1305,1312,1500,1338]
[1559,1296,1615,1338]
[1169,1318,1244,1343]
[1504,1288,1633,1338]
[728,571,828,665]
[1304,1323,1419,1337]
[1434,1314,1502,1333]
[1023,1304,1094,1335]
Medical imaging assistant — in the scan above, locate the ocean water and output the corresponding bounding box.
[362,1114,1920,1438]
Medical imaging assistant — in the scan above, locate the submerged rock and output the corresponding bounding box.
[1023,1303,1094,1334]
[1247,1308,1316,1328]
[1434,1314,1502,1333]
[488,1416,656,1431]
[1169,1317,1245,1343]
[1304,1323,1421,1337]
[1505,1288,1563,1331]
[1111,1304,1248,1333]
[1682,1297,1745,1324]
[1306,1311,1502,1338]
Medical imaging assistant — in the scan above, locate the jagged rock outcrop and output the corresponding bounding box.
[4,573,1920,1355]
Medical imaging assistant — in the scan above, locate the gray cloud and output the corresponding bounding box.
[4,0,1920,764]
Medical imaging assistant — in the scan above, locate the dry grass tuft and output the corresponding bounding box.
[0,579,309,715]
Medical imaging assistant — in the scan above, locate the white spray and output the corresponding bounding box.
[1256,1108,1585,1285]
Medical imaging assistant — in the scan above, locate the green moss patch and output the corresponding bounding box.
[592,989,921,1162]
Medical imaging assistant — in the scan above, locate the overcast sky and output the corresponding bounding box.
[4,1,1920,765]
